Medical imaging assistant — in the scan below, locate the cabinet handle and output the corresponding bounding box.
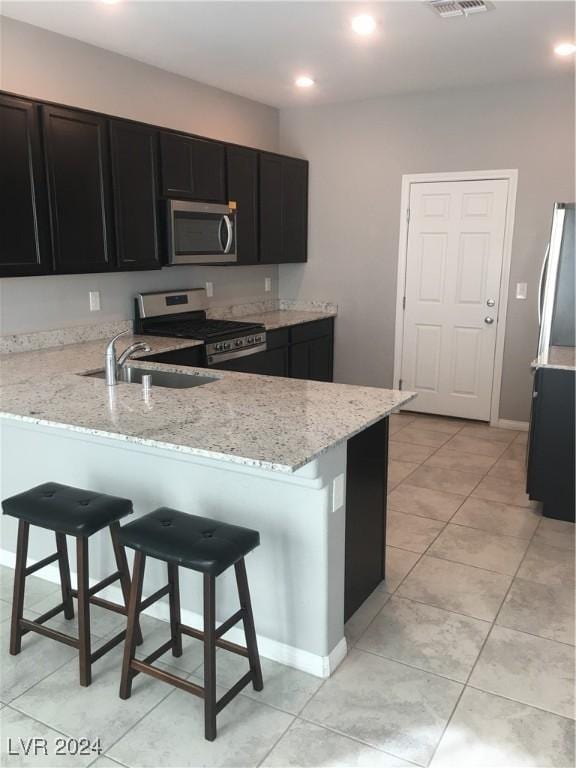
[532,391,538,399]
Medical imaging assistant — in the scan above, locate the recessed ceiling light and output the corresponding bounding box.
[554,42,576,56]
[295,76,315,88]
[351,14,377,35]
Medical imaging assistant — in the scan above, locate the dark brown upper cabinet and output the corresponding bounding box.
[259,153,308,264]
[160,131,226,202]
[282,157,308,264]
[42,105,114,274]
[226,145,259,264]
[110,120,161,270]
[0,94,51,276]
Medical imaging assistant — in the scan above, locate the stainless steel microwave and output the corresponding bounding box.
[166,200,237,265]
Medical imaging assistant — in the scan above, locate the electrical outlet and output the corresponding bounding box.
[89,291,101,312]
[206,282,214,298]
[264,277,272,293]
[332,474,345,512]
[515,282,528,300]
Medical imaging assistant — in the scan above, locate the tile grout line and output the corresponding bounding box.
[295,712,426,768]
[424,487,544,767]
[387,415,565,765]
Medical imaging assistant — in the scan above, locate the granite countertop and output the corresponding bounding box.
[0,333,414,473]
[531,346,576,371]
[0,335,203,387]
[232,309,336,331]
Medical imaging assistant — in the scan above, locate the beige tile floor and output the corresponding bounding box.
[0,411,574,767]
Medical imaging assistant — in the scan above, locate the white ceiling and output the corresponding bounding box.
[2,1,574,107]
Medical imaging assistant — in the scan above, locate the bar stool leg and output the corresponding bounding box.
[235,558,263,691]
[120,551,146,700]
[55,533,74,620]
[110,522,142,645]
[9,520,29,655]
[168,563,182,658]
[203,573,217,742]
[76,536,92,687]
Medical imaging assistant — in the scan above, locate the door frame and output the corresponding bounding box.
[393,169,518,426]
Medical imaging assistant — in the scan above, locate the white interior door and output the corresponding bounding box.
[400,178,510,420]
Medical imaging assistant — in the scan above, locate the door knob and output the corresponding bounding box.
[484,317,494,325]
[486,298,495,307]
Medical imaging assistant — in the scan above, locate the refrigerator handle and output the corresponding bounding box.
[537,244,549,325]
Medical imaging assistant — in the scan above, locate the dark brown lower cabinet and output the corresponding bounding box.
[527,366,575,522]
[290,319,334,382]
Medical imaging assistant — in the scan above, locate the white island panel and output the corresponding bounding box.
[0,419,348,677]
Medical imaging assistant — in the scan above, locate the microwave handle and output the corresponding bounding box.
[222,215,233,254]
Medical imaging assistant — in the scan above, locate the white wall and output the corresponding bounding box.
[0,18,280,334]
[279,76,575,422]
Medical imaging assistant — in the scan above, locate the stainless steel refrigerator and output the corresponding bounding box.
[538,202,575,357]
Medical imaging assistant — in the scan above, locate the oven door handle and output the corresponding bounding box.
[208,343,267,365]
[222,215,233,254]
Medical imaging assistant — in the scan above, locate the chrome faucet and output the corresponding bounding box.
[105,330,151,386]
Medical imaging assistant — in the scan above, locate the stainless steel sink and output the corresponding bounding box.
[83,367,217,389]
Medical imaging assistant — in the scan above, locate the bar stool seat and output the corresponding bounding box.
[3,482,133,536]
[2,481,140,687]
[118,508,263,742]
[118,507,260,575]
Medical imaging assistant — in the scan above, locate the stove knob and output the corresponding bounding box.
[235,339,243,347]
[215,343,222,351]
[247,336,254,344]
[223,342,231,350]
[255,335,262,343]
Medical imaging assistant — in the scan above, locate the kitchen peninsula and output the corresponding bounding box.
[0,327,414,678]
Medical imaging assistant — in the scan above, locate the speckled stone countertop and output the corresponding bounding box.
[0,334,414,473]
[0,335,203,387]
[228,309,336,331]
[531,346,576,371]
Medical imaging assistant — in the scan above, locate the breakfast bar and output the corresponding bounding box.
[0,337,413,678]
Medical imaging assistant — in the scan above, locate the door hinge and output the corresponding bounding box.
[402,296,406,310]
[398,379,403,390]
[406,207,411,223]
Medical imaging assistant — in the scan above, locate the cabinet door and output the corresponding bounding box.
[259,153,283,263]
[527,367,576,520]
[0,95,51,276]
[193,138,226,202]
[308,336,333,382]
[227,146,258,264]
[290,341,310,380]
[282,158,308,263]
[43,105,113,273]
[110,121,160,270]
[160,132,225,202]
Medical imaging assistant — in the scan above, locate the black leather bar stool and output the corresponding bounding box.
[118,507,263,741]
[2,481,142,687]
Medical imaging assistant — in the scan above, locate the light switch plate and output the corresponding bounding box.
[265,277,272,293]
[332,474,345,512]
[89,291,100,312]
[515,282,528,300]
[206,282,214,298]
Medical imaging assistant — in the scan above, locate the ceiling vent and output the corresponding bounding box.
[428,0,493,18]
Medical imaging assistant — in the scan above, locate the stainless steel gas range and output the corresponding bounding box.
[134,289,266,368]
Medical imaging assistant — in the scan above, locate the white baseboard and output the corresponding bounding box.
[494,419,529,431]
[0,549,343,679]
